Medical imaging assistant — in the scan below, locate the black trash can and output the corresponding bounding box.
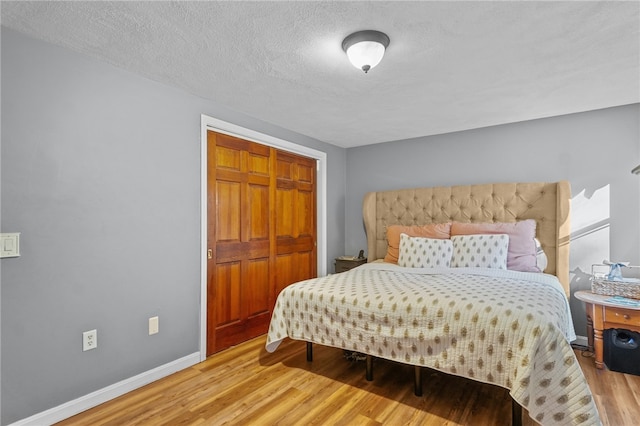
[604,328,640,375]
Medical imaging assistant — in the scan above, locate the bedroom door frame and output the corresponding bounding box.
[199,114,327,361]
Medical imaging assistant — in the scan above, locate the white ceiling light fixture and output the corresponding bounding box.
[342,30,390,74]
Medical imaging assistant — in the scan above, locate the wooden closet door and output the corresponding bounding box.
[207,131,275,355]
[207,131,317,356]
[274,151,317,296]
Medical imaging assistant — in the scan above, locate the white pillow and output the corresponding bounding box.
[451,234,509,269]
[535,238,548,271]
[398,233,453,268]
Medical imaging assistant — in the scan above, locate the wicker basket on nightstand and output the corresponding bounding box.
[591,264,640,299]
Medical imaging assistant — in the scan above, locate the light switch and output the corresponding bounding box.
[149,316,159,335]
[0,233,20,258]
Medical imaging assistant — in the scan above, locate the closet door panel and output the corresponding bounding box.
[248,184,269,241]
[246,258,270,318]
[212,261,241,326]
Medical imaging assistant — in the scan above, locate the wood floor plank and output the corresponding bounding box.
[56,337,640,426]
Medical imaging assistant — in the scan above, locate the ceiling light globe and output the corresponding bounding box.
[346,41,386,73]
[342,30,390,74]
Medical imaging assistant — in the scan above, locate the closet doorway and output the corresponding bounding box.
[207,130,317,355]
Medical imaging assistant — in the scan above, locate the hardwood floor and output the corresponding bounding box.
[57,336,640,425]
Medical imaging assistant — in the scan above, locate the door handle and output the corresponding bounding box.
[208,249,213,260]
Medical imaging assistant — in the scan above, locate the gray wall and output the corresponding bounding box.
[345,103,640,338]
[0,28,346,424]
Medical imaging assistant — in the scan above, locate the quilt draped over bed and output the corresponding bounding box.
[266,263,600,426]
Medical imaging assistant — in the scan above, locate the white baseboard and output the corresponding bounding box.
[573,335,589,348]
[10,352,200,426]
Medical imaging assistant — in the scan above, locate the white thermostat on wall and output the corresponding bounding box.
[0,233,20,258]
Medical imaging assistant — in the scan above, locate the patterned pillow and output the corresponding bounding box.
[450,234,509,269]
[384,223,451,264]
[397,233,453,268]
[450,220,538,272]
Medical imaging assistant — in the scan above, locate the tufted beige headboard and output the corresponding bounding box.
[362,181,571,295]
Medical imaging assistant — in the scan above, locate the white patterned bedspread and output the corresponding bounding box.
[266,262,600,426]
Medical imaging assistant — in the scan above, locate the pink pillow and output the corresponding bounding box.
[385,223,451,264]
[450,220,540,272]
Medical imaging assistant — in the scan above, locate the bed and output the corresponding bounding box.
[266,181,600,426]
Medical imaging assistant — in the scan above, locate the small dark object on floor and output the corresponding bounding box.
[343,350,367,362]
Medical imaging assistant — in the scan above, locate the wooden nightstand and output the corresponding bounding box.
[575,290,640,369]
[334,257,367,273]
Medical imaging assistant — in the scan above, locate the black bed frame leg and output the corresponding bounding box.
[306,342,313,362]
[414,366,423,396]
[365,355,373,381]
[511,398,522,426]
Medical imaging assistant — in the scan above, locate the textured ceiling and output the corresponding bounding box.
[2,1,639,148]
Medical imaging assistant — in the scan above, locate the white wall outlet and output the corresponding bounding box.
[149,316,159,335]
[83,329,97,351]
